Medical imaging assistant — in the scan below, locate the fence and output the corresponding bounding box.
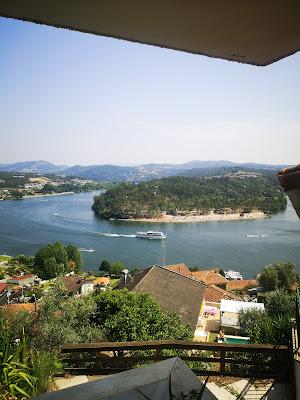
[61,340,291,379]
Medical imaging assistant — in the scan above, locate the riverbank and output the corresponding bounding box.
[22,191,75,199]
[117,211,267,223]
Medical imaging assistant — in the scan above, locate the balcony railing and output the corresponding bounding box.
[61,340,291,379]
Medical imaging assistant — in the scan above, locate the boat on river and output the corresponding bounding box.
[79,248,95,253]
[136,231,167,240]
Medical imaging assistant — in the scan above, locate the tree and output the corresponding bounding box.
[92,289,192,342]
[258,261,299,292]
[264,289,295,319]
[34,242,71,279]
[239,309,292,346]
[11,255,34,267]
[30,281,104,352]
[258,265,279,291]
[43,257,64,279]
[99,259,111,273]
[65,244,82,272]
[110,261,126,275]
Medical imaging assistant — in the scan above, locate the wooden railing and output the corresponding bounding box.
[61,340,291,379]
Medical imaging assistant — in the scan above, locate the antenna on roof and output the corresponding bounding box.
[160,241,166,267]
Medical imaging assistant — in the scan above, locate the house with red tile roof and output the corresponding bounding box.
[60,276,94,295]
[164,263,193,278]
[7,274,36,285]
[193,270,228,289]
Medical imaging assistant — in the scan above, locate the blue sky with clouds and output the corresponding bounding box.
[1,17,299,166]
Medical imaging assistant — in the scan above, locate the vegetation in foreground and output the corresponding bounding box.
[239,261,299,347]
[92,175,286,219]
[0,283,191,398]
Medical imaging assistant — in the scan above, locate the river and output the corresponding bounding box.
[0,192,299,278]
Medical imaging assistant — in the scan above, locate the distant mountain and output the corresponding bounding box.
[0,160,289,182]
[0,160,67,174]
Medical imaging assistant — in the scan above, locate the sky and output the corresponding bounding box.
[0,17,300,166]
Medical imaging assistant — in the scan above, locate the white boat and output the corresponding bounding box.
[79,248,95,253]
[224,270,243,280]
[54,212,59,216]
[136,231,167,240]
[245,234,270,238]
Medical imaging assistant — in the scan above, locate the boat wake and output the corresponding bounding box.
[98,232,136,238]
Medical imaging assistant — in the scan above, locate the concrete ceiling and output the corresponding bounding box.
[1,0,300,66]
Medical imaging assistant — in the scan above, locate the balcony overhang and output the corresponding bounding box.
[1,1,300,66]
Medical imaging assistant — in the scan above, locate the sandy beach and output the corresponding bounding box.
[117,210,267,223]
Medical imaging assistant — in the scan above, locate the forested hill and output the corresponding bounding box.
[92,175,287,219]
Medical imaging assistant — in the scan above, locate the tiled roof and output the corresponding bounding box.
[0,283,8,293]
[227,279,257,291]
[204,284,240,303]
[116,266,205,333]
[164,263,193,278]
[60,276,92,293]
[193,270,228,286]
[93,277,110,286]
[10,274,34,281]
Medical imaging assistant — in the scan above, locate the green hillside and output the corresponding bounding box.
[92,174,286,219]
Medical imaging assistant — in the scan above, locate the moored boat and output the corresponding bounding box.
[224,270,243,280]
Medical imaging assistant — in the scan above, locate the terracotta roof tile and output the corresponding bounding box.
[0,283,8,293]
[164,263,193,278]
[193,270,228,285]
[227,279,257,291]
[93,277,110,286]
[10,274,34,281]
[204,285,240,303]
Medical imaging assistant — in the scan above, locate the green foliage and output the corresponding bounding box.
[92,289,192,342]
[11,255,34,267]
[264,289,295,318]
[31,281,104,352]
[0,338,35,399]
[29,351,61,396]
[258,261,299,292]
[99,259,126,276]
[34,242,81,279]
[110,262,126,276]
[239,309,292,346]
[41,181,106,194]
[92,175,286,219]
[99,259,111,273]
[65,244,82,272]
[0,309,35,347]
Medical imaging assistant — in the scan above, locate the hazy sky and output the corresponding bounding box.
[1,17,300,166]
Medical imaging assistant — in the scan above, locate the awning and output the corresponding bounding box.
[220,299,265,313]
[1,1,300,66]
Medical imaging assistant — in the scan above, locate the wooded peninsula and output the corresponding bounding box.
[92,174,287,221]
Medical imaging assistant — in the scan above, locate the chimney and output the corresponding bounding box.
[121,269,129,284]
